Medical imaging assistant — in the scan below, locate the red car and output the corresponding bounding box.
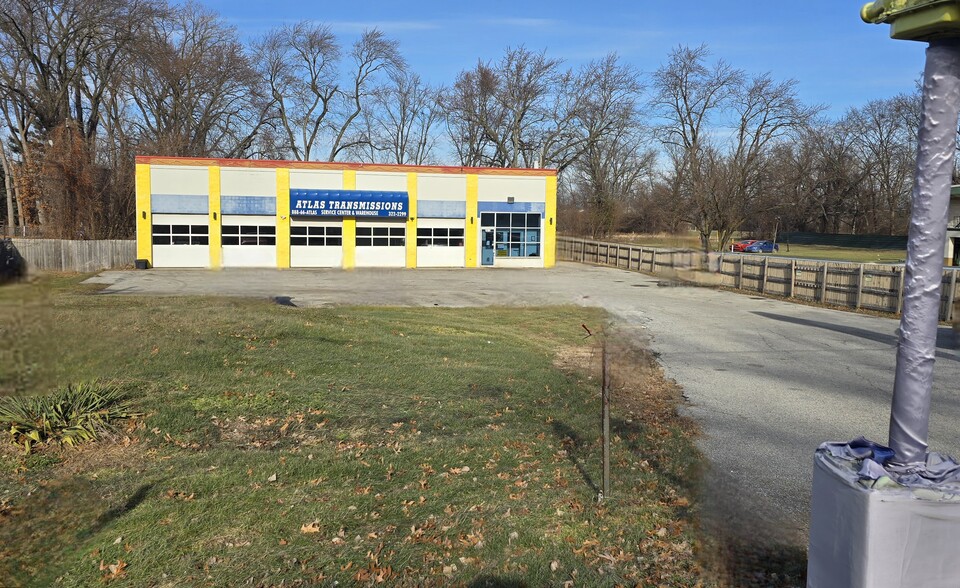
[731,239,758,252]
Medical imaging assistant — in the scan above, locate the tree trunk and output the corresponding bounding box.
[0,147,15,234]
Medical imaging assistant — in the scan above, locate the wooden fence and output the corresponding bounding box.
[557,236,960,322]
[11,239,135,272]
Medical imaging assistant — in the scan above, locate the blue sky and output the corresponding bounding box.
[202,0,926,120]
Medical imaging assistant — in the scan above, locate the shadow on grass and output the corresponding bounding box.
[550,420,599,495]
[78,482,156,540]
[705,534,808,587]
[697,464,808,587]
[468,575,528,588]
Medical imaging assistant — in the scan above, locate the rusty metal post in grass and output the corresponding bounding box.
[601,338,611,500]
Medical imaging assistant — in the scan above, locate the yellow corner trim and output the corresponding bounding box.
[276,168,291,269]
[544,175,557,268]
[406,173,417,269]
[465,175,479,268]
[208,166,221,269]
[135,163,152,264]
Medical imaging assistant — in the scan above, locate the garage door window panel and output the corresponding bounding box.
[418,226,465,247]
[152,223,209,246]
[223,225,276,246]
[291,225,342,247]
[357,225,404,247]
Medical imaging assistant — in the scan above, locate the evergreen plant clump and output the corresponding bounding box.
[0,382,139,452]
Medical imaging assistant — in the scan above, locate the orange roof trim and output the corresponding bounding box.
[135,156,558,177]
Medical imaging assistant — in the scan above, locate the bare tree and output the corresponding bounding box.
[845,96,917,234]
[127,1,270,158]
[651,45,742,250]
[360,70,442,165]
[327,29,405,161]
[443,47,586,170]
[570,127,656,238]
[565,54,654,237]
[254,25,403,162]
[254,21,340,161]
[652,45,819,251]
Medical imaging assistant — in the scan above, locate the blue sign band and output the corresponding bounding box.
[290,189,409,218]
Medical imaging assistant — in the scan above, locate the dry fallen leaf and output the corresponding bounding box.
[100,559,127,581]
[267,473,278,483]
[300,521,321,534]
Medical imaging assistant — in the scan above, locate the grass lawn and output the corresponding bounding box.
[0,276,709,587]
[768,244,905,264]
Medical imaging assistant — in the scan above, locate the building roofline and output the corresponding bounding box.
[135,156,558,177]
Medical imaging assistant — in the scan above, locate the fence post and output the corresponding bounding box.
[820,263,829,303]
[789,259,796,298]
[897,266,906,314]
[856,264,865,310]
[737,256,744,289]
[761,258,769,294]
[948,269,958,322]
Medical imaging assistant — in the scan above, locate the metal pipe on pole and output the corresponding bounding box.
[888,39,960,466]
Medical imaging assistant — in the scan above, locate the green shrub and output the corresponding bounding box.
[0,382,140,452]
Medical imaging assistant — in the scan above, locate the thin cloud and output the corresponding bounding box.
[327,20,442,33]
[478,17,560,28]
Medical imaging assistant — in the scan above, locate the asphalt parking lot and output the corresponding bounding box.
[87,262,960,553]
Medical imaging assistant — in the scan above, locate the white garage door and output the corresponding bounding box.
[290,219,343,268]
[416,219,465,268]
[355,220,406,268]
[151,214,209,268]
[221,215,276,267]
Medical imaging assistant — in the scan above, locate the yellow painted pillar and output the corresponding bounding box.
[208,165,221,269]
[465,174,479,268]
[406,173,418,268]
[276,168,291,269]
[544,174,557,268]
[135,163,152,265]
[342,170,357,269]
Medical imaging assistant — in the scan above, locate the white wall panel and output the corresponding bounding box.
[221,215,276,226]
[153,246,208,268]
[222,246,276,267]
[151,166,209,196]
[290,170,344,190]
[417,247,464,267]
[356,172,407,192]
[152,214,208,225]
[221,168,276,197]
[950,198,960,222]
[356,247,405,267]
[417,174,467,201]
[291,247,342,267]
[492,256,544,268]
[477,176,546,203]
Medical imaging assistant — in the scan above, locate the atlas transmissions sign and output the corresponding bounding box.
[290,189,408,218]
